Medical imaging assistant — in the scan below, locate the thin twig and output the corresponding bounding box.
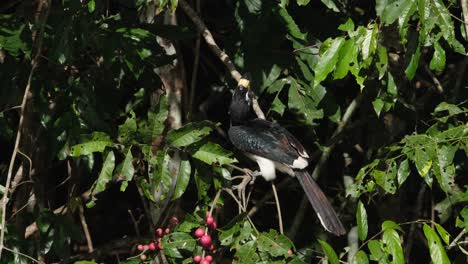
[3,246,42,263]
[424,64,443,94]
[448,230,466,250]
[128,210,141,238]
[247,177,293,217]
[0,0,50,258]
[78,203,94,253]
[271,183,283,234]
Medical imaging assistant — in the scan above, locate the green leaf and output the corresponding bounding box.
[381,0,415,25]
[234,241,260,263]
[338,18,355,33]
[276,7,306,40]
[432,0,465,54]
[405,46,420,80]
[118,112,137,144]
[435,144,456,193]
[423,224,450,264]
[192,142,237,165]
[415,148,432,177]
[162,232,196,258]
[70,141,113,157]
[382,229,404,264]
[318,240,339,264]
[334,38,358,79]
[288,79,323,125]
[376,46,388,80]
[357,200,368,241]
[314,37,345,87]
[320,0,340,12]
[172,158,191,200]
[87,0,95,13]
[372,98,384,117]
[397,159,410,185]
[166,121,213,147]
[194,165,212,200]
[266,78,288,94]
[368,240,386,262]
[398,0,417,43]
[94,151,115,195]
[118,148,135,192]
[271,96,286,116]
[257,229,294,257]
[297,0,310,6]
[382,220,403,232]
[434,223,450,245]
[434,102,463,116]
[355,250,369,264]
[429,41,446,73]
[360,24,378,61]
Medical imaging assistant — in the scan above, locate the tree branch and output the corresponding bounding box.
[178,0,265,120]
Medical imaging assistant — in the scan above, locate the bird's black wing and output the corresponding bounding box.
[228,119,307,166]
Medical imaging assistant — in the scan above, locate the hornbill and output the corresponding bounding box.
[228,78,346,236]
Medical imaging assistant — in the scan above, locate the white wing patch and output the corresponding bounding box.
[292,156,308,169]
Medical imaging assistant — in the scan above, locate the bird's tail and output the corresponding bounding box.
[295,170,346,236]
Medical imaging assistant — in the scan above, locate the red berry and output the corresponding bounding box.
[142,245,149,251]
[206,216,214,225]
[288,249,293,255]
[164,227,171,234]
[205,211,211,218]
[209,244,215,251]
[200,235,212,247]
[193,255,202,263]
[205,255,213,262]
[200,260,210,264]
[194,228,205,238]
[155,228,163,237]
[137,244,144,251]
[209,221,217,230]
[148,242,157,251]
[169,216,179,226]
[140,254,147,261]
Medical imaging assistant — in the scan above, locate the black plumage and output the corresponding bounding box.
[228,78,346,236]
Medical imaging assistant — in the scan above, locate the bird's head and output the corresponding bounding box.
[229,77,253,125]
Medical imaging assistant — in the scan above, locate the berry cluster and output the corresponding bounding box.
[136,216,179,261]
[192,211,217,263]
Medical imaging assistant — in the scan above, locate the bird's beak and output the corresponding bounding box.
[237,78,250,89]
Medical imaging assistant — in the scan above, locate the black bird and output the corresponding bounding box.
[228,78,346,236]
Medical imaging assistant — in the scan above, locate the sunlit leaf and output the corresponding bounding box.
[166,121,213,147]
[318,240,339,264]
[162,232,196,258]
[94,151,115,195]
[429,41,446,73]
[314,37,345,87]
[172,158,191,200]
[423,224,450,264]
[382,229,404,264]
[357,200,368,241]
[118,148,134,192]
[192,142,237,165]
